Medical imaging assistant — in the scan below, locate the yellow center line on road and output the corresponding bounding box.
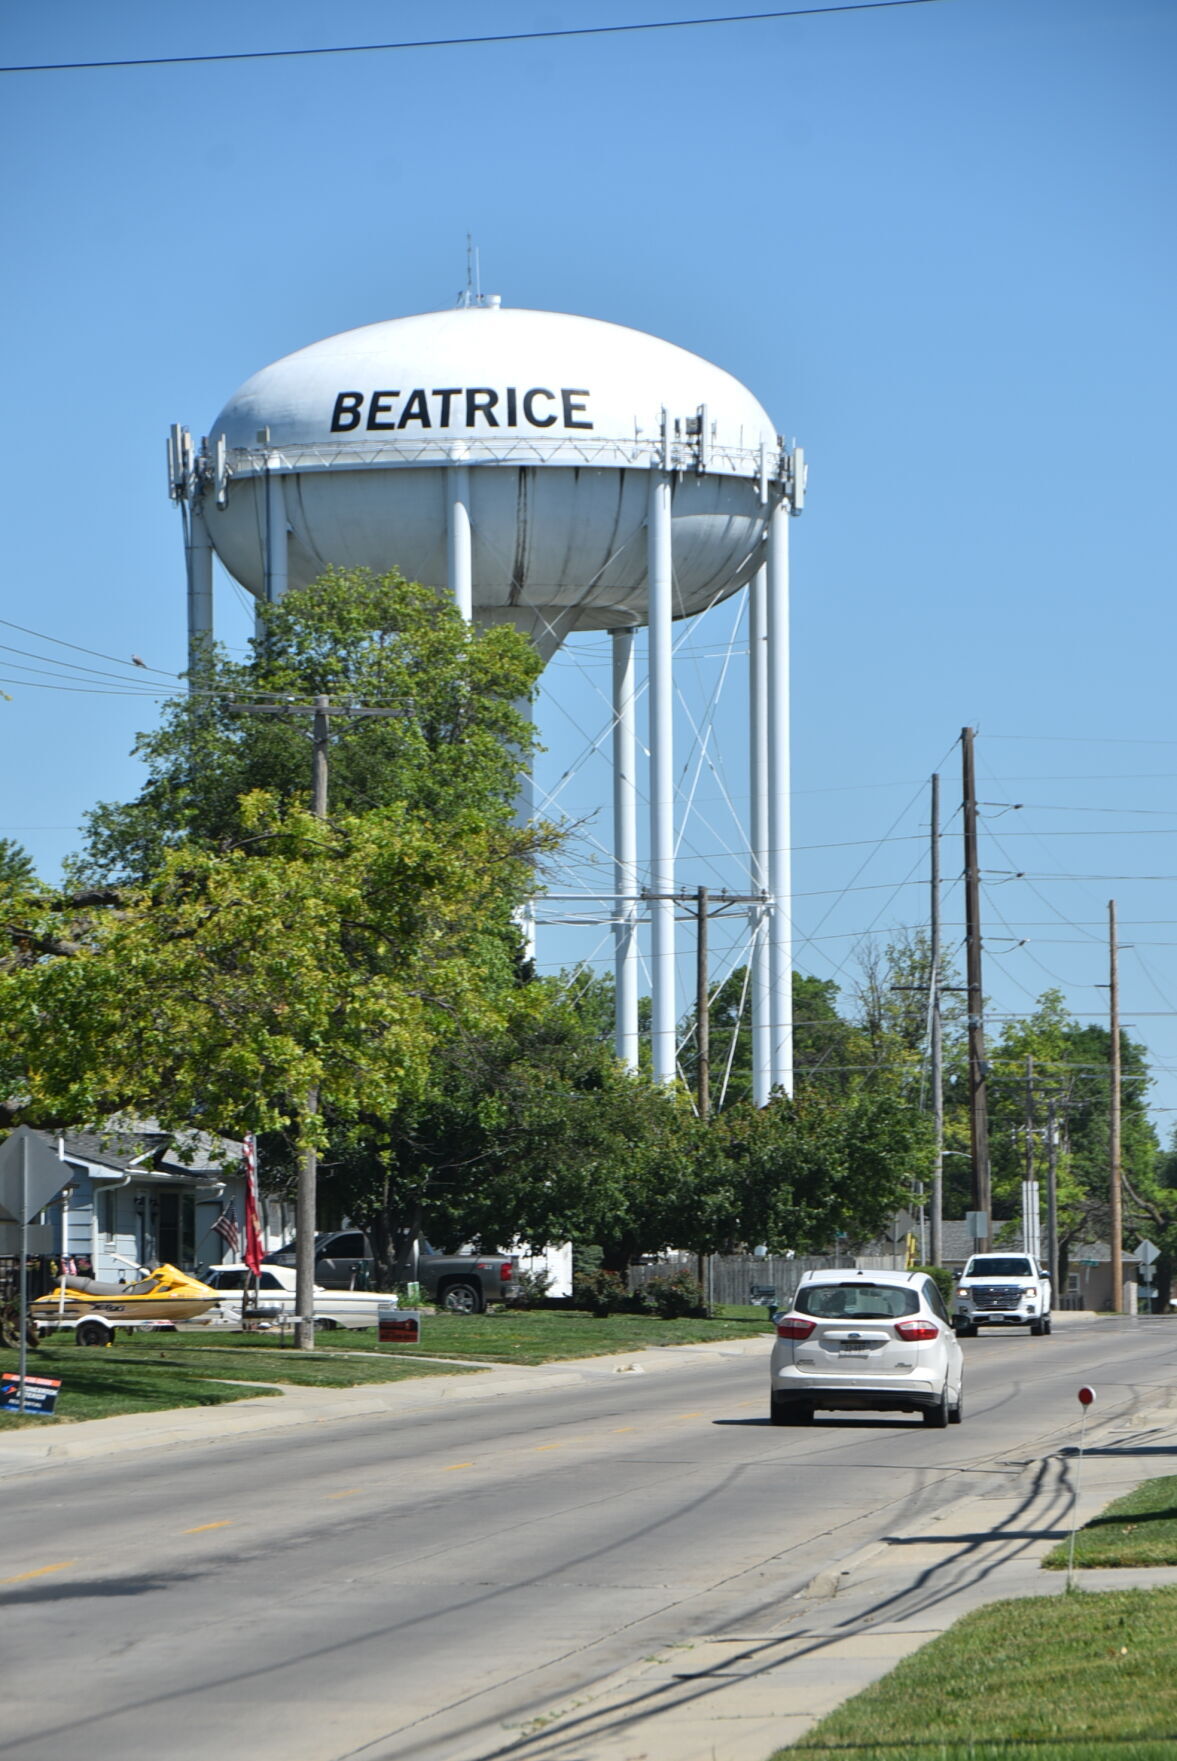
[612,1426,635,1433]
[182,1521,234,1534]
[677,1412,704,1419]
[1,1561,75,1585]
[325,1489,361,1499]
[442,1462,474,1472]
[534,1443,562,1452]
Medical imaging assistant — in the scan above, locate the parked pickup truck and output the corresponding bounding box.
[265,1230,517,1314]
[953,1253,1052,1336]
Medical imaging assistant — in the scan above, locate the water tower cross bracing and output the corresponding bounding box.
[168,301,804,1099]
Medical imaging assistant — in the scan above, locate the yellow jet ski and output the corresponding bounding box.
[32,1263,218,1345]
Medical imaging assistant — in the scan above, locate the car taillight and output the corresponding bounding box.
[895,1319,940,1342]
[775,1317,816,1340]
[500,1262,513,1281]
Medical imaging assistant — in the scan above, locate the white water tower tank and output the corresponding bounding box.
[187,303,786,659]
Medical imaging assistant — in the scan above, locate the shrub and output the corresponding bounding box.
[640,1270,707,1319]
[512,1265,554,1309]
[572,1268,633,1316]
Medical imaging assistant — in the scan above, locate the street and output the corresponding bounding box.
[2,1316,1175,1761]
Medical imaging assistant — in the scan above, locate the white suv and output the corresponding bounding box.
[770,1268,964,1428]
[953,1254,1052,1337]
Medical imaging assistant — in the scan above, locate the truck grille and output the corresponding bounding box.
[972,1284,1023,1310]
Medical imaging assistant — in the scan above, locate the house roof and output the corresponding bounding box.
[43,1123,244,1184]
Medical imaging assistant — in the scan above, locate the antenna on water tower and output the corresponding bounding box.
[458,233,482,308]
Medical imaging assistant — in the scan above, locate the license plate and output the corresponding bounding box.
[840,1345,869,1355]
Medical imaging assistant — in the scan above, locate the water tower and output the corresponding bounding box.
[168,301,804,1100]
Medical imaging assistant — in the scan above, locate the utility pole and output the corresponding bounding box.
[293,695,331,1349]
[229,691,403,1348]
[930,772,943,1266]
[1109,898,1123,1313]
[1023,1054,1039,1259]
[696,885,710,1121]
[1046,1094,1060,1299]
[961,728,991,1250]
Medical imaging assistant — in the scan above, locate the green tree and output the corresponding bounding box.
[983,991,1168,1263]
[2,573,549,1146]
[1,795,541,1146]
[0,838,36,894]
[76,569,541,885]
[260,979,704,1275]
[703,1088,933,1254]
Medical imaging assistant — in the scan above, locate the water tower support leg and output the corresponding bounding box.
[447,465,473,621]
[186,500,214,678]
[258,463,289,648]
[749,565,771,1106]
[612,628,639,1071]
[264,462,289,604]
[648,472,676,1085]
[514,693,537,967]
[767,502,794,1096]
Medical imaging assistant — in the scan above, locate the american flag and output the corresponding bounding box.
[242,1134,264,1275]
[213,1201,241,1256]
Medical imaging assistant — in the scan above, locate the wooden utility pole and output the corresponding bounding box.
[961,728,991,1250]
[930,773,943,1266]
[1046,1095,1060,1300]
[1109,899,1123,1313]
[293,696,331,1349]
[696,885,710,1121]
[1023,1054,1037,1259]
[229,691,403,1348]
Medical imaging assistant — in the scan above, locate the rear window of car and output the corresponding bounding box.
[796,1283,919,1319]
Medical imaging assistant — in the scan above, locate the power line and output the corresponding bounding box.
[2,3,942,75]
[0,615,179,679]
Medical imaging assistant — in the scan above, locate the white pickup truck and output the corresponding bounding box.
[953,1253,1052,1337]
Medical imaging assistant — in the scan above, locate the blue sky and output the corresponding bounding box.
[3,1,1175,1135]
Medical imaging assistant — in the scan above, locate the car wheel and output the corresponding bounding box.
[956,1320,978,1338]
[773,1400,813,1425]
[949,1383,964,1425]
[76,1319,110,1348]
[441,1280,484,1315]
[1029,1317,1045,1336]
[314,1316,338,1332]
[923,1384,950,1427]
[1043,1314,1052,1335]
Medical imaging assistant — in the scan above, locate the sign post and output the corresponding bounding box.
[1066,1386,1098,1589]
[0,1128,74,1414]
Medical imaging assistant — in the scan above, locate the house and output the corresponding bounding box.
[30,1124,293,1282]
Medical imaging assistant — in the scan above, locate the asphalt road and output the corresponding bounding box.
[3,1316,1175,1761]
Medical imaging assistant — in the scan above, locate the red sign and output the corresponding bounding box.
[1078,1385,1097,1407]
[379,1309,420,1345]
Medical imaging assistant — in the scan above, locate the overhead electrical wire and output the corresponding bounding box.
[2,3,942,75]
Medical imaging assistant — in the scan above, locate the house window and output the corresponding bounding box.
[1067,1273,1080,1295]
[97,1188,118,1239]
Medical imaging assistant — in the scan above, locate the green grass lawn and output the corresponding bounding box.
[1042,1474,1177,1570]
[0,1330,476,1428]
[1,1308,768,1426]
[311,1306,768,1363]
[781,1586,1177,1760]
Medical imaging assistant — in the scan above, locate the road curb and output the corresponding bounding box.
[0,1333,774,1475]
